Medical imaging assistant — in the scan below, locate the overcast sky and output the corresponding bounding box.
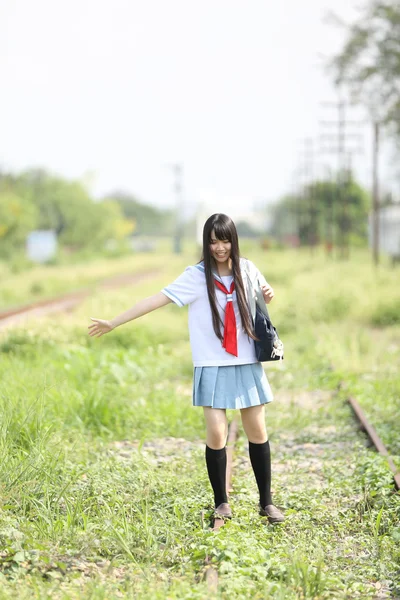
[1,0,392,215]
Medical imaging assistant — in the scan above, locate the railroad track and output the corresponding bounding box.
[347,396,400,491]
[0,269,160,330]
[201,391,399,594]
[1,274,398,592]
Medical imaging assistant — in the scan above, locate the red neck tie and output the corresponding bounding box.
[214,278,238,357]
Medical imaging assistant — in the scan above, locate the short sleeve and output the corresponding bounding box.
[257,269,269,288]
[161,266,201,307]
[248,259,269,288]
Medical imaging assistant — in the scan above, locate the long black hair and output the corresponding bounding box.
[199,213,257,343]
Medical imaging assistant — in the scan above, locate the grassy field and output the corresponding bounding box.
[0,245,399,598]
[0,240,175,311]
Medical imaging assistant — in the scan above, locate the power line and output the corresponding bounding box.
[296,137,319,251]
[319,99,364,259]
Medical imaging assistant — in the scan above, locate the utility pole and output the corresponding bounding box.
[372,122,380,265]
[290,168,302,247]
[297,138,318,252]
[319,99,363,259]
[167,163,184,254]
[321,163,334,257]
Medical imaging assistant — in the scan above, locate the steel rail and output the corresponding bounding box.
[0,269,160,328]
[348,396,400,491]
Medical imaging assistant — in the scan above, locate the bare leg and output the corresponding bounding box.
[203,406,228,449]
[240,404,268,443]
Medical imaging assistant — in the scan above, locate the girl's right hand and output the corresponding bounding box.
[88,318,114,337]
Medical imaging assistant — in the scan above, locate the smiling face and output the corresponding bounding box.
[209,228,232,265]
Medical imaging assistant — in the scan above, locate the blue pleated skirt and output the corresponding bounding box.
[192,362,274,409]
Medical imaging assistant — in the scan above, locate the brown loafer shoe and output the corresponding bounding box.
[259,504,285,523]
[214,502,232,519]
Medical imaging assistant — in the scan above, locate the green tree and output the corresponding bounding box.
[269,195,301,243]
[329,1,400,135]
[1,169,133,252]
[107,191,175,235]
[236,221,259,238]
[270,176,370,250]
[16,169,94,239]
[0,177,38,257]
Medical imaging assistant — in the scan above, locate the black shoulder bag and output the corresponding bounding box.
[245,261,284,362]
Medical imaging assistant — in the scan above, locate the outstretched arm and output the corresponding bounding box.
[110,292,172,328]
[88,292,172,337]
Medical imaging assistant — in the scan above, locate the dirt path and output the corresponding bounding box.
[0,269,160,331]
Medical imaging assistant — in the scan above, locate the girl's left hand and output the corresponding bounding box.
[261,284,274,304]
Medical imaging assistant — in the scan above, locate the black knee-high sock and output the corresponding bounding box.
[248,440,273,507]
[205,445,228,507]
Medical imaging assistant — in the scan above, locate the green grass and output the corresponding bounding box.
[0,239,196,311]
[0,245,399,598]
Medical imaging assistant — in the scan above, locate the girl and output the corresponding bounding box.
[88,213,284,523]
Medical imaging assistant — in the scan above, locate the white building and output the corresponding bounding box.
[369,205,400,259]
[26,230,57,263]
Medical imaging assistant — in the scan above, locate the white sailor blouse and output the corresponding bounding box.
[161,257,269,367]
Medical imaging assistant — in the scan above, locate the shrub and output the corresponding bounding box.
[370,299,400,326]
